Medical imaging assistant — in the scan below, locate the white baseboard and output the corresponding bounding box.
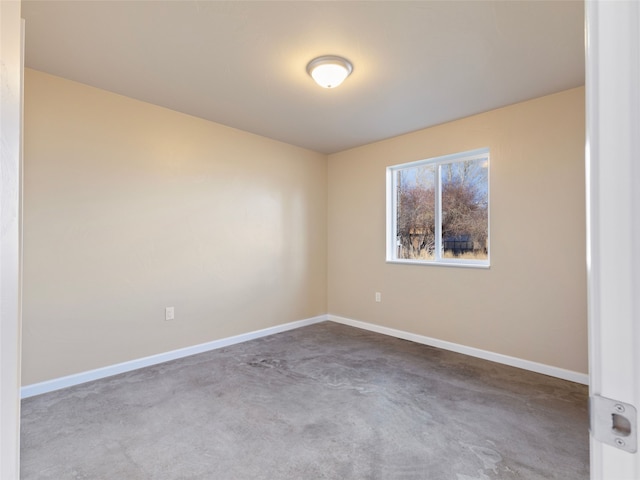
[22,312,588,398]
[328,314,589,385]
[21,314,328,399]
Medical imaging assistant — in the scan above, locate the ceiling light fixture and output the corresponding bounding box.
[306,55,353,89]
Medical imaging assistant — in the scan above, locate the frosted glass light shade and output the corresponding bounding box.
[306,56,353,88]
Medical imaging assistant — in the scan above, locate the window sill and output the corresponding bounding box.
[386,259,490,269]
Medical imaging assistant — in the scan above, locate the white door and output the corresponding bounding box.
[586,1,640,478]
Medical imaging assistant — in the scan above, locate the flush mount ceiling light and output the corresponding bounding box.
[306,55,353,89]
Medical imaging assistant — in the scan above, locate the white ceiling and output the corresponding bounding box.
[22,1,585,154]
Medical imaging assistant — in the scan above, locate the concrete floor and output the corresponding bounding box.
[21,322,589,479]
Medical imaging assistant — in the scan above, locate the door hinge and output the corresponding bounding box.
[590,395,637,453]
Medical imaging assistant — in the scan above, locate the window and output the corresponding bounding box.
[386,148,489,267]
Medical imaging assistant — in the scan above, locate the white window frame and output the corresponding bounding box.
[386,148,490,268]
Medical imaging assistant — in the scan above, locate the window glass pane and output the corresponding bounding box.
[440,158,489,260]
[396,164,437,260]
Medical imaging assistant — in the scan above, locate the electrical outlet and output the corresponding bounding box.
[375,292,381,303]
[165,306,175,321]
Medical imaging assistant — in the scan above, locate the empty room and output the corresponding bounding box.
[3,0,637,479]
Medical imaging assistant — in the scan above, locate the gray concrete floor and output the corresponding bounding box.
[21,322,589,479]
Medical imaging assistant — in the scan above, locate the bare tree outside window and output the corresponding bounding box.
[388,149,489,266]
[396,165,436,260]
[441,159,488,259]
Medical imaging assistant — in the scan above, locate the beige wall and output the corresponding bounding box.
[22,69,327,385]
[328,87,587,374]
[23,70,586,384]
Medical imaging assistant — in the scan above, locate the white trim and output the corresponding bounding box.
[386,259,490,269]
[21,312,589,400]
[388,148,490,171]
[328,314,589,385]
[586,0,640,477]
[386,166,396,261]
[21,315,328,399]
[1,2,24,479]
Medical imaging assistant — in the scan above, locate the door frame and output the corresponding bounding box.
[0,1,23,479]
[586,0,640,478]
